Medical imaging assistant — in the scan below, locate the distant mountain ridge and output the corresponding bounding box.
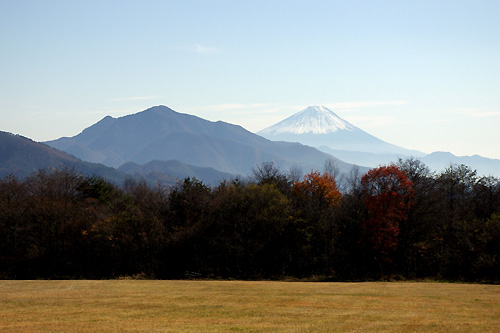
[421,152,500,177]
[45,105,360,176]
[5,104,498,183]
[257,106,500,177]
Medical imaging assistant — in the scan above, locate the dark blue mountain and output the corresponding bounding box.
[46,105,359,176]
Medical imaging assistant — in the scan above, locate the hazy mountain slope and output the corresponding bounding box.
[318,141,500,177]
[0,131,128,183]
[119,160,236,186]
[421,152,500,177]
[321,143,500,177]
[46,105,359,176]
[317,146,411,168]
[258,106,424,156]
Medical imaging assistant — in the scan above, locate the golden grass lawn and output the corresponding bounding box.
[1,280,499,332]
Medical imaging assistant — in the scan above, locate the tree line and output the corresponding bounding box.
[1,158,499,282]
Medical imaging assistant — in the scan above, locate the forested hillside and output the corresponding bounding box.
[1,159,499,281]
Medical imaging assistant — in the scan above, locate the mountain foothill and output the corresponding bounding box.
[1,105,499,187]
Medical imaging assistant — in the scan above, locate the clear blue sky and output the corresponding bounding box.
[1,0,500,159]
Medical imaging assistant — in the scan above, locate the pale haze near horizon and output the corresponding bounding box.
[1,1,499,159]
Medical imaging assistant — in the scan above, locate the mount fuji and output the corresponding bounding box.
[257,106,424,166]
[256,106,500,177]
[259,106,357,135]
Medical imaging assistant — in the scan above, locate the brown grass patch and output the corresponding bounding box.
[1,280,499,332]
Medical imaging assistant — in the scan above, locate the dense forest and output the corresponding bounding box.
[1,158,499,282]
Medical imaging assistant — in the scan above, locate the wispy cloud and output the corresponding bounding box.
[205,103,247,111]
[454,108,500,118]
[187,101,407,115]
[183,103,288,132]
[184,101,409,132]
[431,118,453,123]
[195,43,219,55]
[324,100,409,110]
[187,103,281,114]
[470,111,500,117]
[87,108,139,116]
[109,96,157,102]
[344,115,396,128]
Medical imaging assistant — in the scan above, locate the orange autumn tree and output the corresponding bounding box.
[291,171,342,273]
[292,171,342,213]
[361,165,414,263]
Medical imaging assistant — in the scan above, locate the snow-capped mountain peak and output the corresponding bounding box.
[257,104,425,159]
[259,105,356,135]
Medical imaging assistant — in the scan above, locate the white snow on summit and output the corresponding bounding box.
[259,106,356,135]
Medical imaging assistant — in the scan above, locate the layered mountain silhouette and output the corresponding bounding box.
[0,131,128,182]
[118,160,235,186]
[45,105,358,177]
[4,104,498,183]
[421,152,500,177]
[0,130,245,186]
[258,106,500,177]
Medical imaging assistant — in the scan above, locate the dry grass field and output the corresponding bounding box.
[1,280,499,332]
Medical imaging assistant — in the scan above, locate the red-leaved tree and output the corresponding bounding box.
[361,165,414,262]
